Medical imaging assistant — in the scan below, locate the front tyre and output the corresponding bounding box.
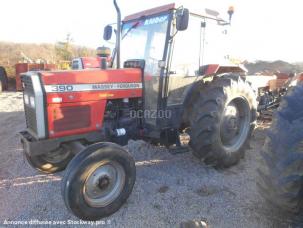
[62,142,136,221]
[189,75,257,168]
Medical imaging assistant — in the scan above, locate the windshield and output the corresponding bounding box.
[121,14,169,75]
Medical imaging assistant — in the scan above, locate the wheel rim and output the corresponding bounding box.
[83,160,125,207]
[43,147,71,163]
[220,97,251,152]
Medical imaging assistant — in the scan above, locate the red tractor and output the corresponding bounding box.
[20,1,257,220]
[71,46,111,70]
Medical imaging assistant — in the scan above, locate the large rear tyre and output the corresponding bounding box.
[189,75,257,168]
[62,142,136,221]
[24,145,73,173]
[257,84,303,213]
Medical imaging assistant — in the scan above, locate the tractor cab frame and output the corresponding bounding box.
[105,3,235,143]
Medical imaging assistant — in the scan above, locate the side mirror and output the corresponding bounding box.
[176,8,189,31]
[103,25,113,41]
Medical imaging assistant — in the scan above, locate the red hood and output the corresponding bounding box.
[40,68,142,85]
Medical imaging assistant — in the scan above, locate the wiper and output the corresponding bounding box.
[122,21,140,39]
[110,17,144,67]
[109,21,140,67]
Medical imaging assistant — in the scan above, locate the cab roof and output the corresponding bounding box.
[123,3,227,24]
[123,3,175,22]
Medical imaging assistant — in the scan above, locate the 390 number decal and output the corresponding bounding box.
[51,85,74,92]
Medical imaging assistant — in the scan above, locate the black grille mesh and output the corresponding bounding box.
[22,75,38,134]
[21,74,34,92]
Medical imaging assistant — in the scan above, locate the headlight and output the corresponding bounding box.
[24,94,29,105]
[30,96,35,108]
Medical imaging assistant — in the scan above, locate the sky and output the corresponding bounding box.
[0,0,302,62]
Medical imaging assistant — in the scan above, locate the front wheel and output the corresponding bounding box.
[188,75,257,168]
[62,142,136,221]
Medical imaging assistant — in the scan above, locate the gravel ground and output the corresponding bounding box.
[0,91,301,227]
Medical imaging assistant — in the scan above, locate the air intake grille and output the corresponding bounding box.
[22,75,38,135]
[21,74,34,92]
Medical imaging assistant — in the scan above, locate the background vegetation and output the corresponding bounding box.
[0,34,96,77]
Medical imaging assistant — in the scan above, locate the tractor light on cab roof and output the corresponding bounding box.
[228,6,234,23]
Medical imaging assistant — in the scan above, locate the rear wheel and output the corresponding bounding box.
[62,142,136,221]
[188,75,257,168]
[257,84,303,213]
[24,145,73,173]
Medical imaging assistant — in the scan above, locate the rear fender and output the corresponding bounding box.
[199,64,247,76]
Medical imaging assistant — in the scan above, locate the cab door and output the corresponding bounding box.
[121,13,172,130]
[166,15,202,107]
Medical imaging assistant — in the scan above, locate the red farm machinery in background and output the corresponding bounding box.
[15,63,57,91]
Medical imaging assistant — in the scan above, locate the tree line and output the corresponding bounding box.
[0,35,96,77]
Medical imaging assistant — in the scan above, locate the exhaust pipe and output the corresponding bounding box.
[113,0,121,69]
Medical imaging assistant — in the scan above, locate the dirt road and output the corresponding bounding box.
[0,92,300,227]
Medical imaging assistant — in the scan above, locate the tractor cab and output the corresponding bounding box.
[104,3,234,135]
[120,5,173,129]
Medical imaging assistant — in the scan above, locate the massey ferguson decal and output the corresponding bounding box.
[44,83,142,93]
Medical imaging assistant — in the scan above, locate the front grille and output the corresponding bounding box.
[24,105,38,134]
[21,74,34,92]
[22,74,38,135]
